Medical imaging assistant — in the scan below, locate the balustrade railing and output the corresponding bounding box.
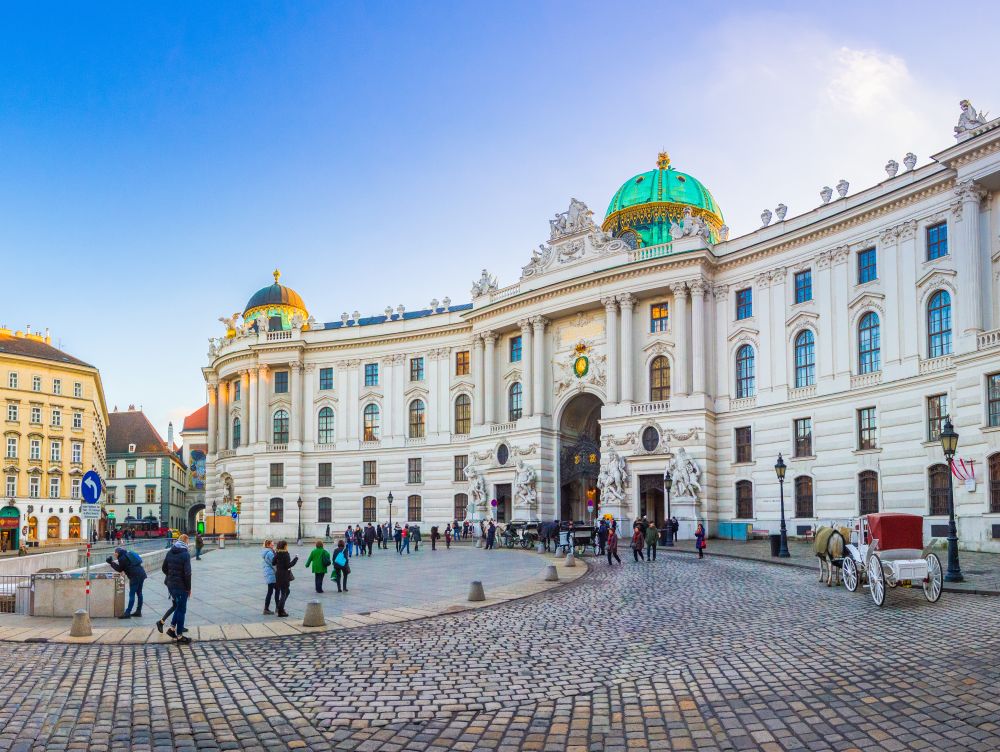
[788,386,816,400]
[730,396,757,410]
[978,328,1000,350]
[490,421,517,435]
[267,444,287,452]
[918,355,954,374]
[630,400,670,415]
[628,242,672,262]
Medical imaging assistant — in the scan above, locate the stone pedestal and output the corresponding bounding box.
[672,496,700,540]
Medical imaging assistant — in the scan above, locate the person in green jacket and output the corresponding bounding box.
[305,540,331,594]
[645,523,659,562]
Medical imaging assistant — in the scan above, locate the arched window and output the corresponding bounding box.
[989,454,1000,514]
[454,493,468,521]
[363,404,380,442]
[794,330,815,388]
[269,497,284,523]
[408,399,426,438]
[272,409,289,444]
[407,494,422,522]
[735,480,753,519]
[650,356,671,402]
[735,345,755,398]
[317,407,334,444]
[232,417,241,449]
[858,312,881,374]
[68,516,81,539]
[858,470,879,515]
[928,464,950,515]
[47,516,60,539]
[363,496,376,522]
[794,476,813,518]
[508,382,523,421]
[454,394,471,435]
[318,497,332,523]
[928,290,952,358]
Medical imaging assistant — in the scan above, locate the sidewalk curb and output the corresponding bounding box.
[659,547,1000,596]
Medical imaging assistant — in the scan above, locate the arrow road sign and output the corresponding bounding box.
[81,470,102,504]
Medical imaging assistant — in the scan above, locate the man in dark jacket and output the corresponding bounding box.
[363,523,376,556]
[161,534,193,644]
[108,547,147,618]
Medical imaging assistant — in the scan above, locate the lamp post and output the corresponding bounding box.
[296,496,303,546]
[663,470,673,547]
[211,500,217,537]
[774,454,790,558]
[939,418,964,582]
[387,491,394,531]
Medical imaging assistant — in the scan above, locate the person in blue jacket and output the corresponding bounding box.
[107,546,147,618]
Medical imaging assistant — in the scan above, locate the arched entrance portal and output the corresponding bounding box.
[558,393,604,523]
[187,503,206,534]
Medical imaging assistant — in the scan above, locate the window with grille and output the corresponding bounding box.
[926,222,948,260]
[362,460,377,486]
[857,247,877,284]
[650,302,669,333]
[269,463,284,487]
[650,356,670,401]
[364,363,379,386]
[794,270,812,303]
[269,498,283,523]
[318,497,332,523]
[318,462,332,487]
[363,496,376,522]
[736,480,753,518]
[272,410,289,443]
[794,330,815,387]
[74,382,82,398]
[794,418,812,457]
[454,455,467,482]
[409,400,426,438]
[274,371,289,393]
[794,476,813,518]
[735,288,752,320]
[319,367,334,390]
[454,493,468,521]
[408,458,422,484]
[859,471,879,515]
[735,427,752,463]
[989,374,1000,427]
[926,395,948,442]
[145,487,155,504]
[455,351,470,376]
[407,494,422,522]
[363,404,380,441]
[509,336,522,362]
[508,383,523,421]
[454,394,471,434]
[928,464,950,515]
[232,417,241,448]
[857,407,877,450]
[410,357,424,381]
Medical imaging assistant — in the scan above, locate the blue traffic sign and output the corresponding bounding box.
[232,511,238,519]
[81,470,102,503]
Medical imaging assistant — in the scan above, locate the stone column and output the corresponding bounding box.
[532,317,548,415]
[302,364,315,447]
[483,332,497,424]
[247,368,258,445]
[670,284,689,396]
[472,336,485,426]
[257,366,269,444]
[815,252,834,379]
[240,370,250,448]
[382,356,395,438]
[879,227,902,366]
[207,381,218,455]
[713,285,729,398]
[896,226,919,362]
[769,270,787,389]
[689,282,707,395]
[602,297,619,403]
[955,180,987,344]
[290,363,302,445]
[217,379,229,451]
[335,362,349,442]
[618,293,636,403]
[832,248,850,376]
[392,354,406,437]
[754,273,772,391]
[518,319,534,417]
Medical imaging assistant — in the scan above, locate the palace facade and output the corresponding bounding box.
[203,102,1000,551]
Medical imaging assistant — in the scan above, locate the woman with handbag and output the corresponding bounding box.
[695,523,707,559]
[272,540,298,617]
[331,540,350,592]
[631,524,645,562]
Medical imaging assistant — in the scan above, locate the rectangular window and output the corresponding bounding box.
[407,494,422,522]
[319,367,334,390]
[233,381,241,401]
[927,394,948,442]
[269,462,284,487]
[5,475,15,497]
[362,496,376,523]
[30,406,41,424]
[6,437,16,459]
[735,288,752,320]
[29,476,39,498]
[73,382,82,398]
[107,462,116,479]
[126,461,136,478]
[145,486,155,504]
[50,441,61,462]
[125,487,135,505]
[454,455,468,482]
[72,411,82,429]
[509,336,522,362]
[410,357,424,381]
[989,374,1000,427]
[72,442,82,463]
[49,477,60,499]
[29,439,40,461]
[318,462,332,487]
[106,487,116,504]
[455,351,470,376]
[52,379,61,395]
[7,372,17,389]
[857,247,877,284]
[794,270,812,303]
[146,459,156,476]
[6,404,17,422]
[857,407,877,450]
[136,506,143,519]
[735,426,752,463]
[794,418,812,457]
[650,302,669,333]
[362,460,377,486]
[31,375,41,392]
[274,371,289,393]
[51,409,61,427]
[364,363,379,386]
[408,458,422,484]
[927,222,948,260]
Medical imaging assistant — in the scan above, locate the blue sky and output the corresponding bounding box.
[1,1,996,435]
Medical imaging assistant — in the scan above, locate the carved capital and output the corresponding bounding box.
[482,331,498,345]
[754,272,771,289]
[600,296,619,312]
[815,250,833,270]
[616,292,636,309]
[288,361,303,373]
[832,246,851,265]
[896,219,917,241]
[206,375,219,388]
[531,315,549,331]
[472,335,485,351]
[767,268,786,285]
[669,282,687,297]
[956,179,987,206]
[517,317,533,333]
[879,227,898,246]
[712,284,729,301]
[303,363,316,374]
[247,366,259,378]
[688,279,709,297]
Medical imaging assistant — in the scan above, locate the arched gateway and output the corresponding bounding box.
[557,393,604,523]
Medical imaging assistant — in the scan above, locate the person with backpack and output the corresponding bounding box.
[331,540,350,592]
[393,523,403,553]
[410,525,421,552]
[161,534,193,643]
[107,547,147,618]
[375,522,384,550]
[305,540,331,593]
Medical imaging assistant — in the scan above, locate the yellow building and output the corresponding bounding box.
[1,326,109,548]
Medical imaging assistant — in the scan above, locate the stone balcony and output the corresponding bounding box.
[630,400,670,416]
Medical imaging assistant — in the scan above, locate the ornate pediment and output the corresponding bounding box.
[502,366,522,384]
[521,198,629,280]
[642,339,674,357]
[785,310,820,330]
[848,291,885,314]
[358,389,383,404]
[449,379,473,394]
[403,384,429,400]
[727,325,760,343]
[916,267,957,290]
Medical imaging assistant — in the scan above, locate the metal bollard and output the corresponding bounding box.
[565,551,577,568]
[544,565,559,582]
[468,580,486,601]
[302,600,326,627]
[70,608,92,637]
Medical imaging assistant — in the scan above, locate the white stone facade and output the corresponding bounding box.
[204,107,1000,551]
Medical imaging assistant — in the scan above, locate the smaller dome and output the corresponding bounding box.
[244,269,306,314]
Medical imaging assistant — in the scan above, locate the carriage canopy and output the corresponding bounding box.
[865,513,923,551]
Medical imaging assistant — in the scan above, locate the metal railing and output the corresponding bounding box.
[0,575,30,614]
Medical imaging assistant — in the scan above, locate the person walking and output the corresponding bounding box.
[331,540,350,592]
[107,546,146,618]
[260,539,277,615]
[695,523,706,559]
[399,525,411,555]
[393,524,402,553]
[631,524,645,562]
[444,524,452,549]
[597,520,609,556]
[305,540,331,593]
[411,525,421,552]
[194,533,204,561]
[645,522,659,562]
[430,526,439,551]
[364,523,375,556]
[355,525,364,556]
[485,521,496,550]
[375,522,384,551]
[272,540,298,617]
[325,524,331,541]
[606,525,622,565]
[161,534,192,643]
[344,526,354,558]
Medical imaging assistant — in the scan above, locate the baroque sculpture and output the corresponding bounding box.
[775,204,787,221]
[666,447,702,501]
[549,198,595,240]
[903,152,917,171]
[219,312,241,334]
[955,99,987,139]
[836,179,849,198]
[885,159,899,178]
[513,460,538,518]
[464,464,487,518]
[761,209,772,227]
[820,186,833,204]
[596,449,629,508]
[471,269,498,297]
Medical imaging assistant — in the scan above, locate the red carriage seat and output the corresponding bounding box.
[866,513,924,560]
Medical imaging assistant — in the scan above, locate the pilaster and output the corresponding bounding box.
[602,297,619,403]
[618,293,636,403]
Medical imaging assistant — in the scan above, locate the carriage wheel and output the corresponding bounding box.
[923,553,943,603]
[842,557,859,592]
[520,537,531,549]
[868,554,886,606]
[505,537,515,549]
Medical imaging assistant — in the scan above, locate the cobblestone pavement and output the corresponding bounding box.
[2,554,999,751]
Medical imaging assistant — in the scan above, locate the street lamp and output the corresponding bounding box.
[939,418,964,582]
[296,496,303,546]
[211,500,217,537]
[774,454,790,558]
[387,491,394,531]
[663,470,674,547]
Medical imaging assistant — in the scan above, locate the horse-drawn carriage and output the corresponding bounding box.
[816,513,943,607]
[499,521,538,549]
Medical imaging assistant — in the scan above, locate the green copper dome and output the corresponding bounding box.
[603,152,724,247]
[241,269,308,331]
